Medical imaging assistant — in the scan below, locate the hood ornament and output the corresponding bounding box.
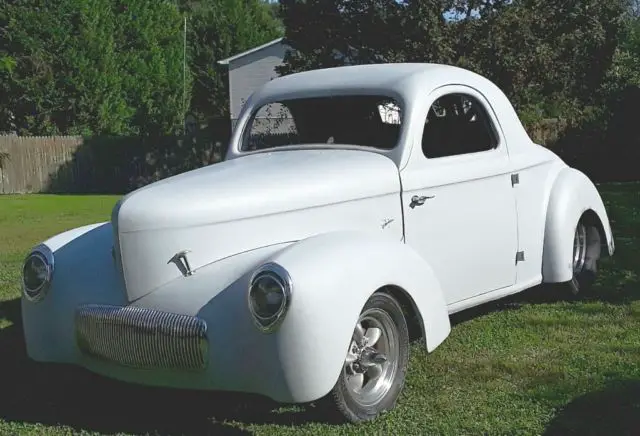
[168,250,194,277]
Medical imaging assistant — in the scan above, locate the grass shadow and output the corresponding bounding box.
[0,299,339,435]
[450,274,640,327]
[446,283,581,327]
[543,379,640,436]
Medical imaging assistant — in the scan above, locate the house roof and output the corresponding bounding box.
[217,38,285,65]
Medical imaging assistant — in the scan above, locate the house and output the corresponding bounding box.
[217,38,291,131]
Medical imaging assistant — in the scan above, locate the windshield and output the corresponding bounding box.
[240,95,402,152]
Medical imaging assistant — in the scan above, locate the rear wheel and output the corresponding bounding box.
[567,219,600,295]
[322,291,410,423]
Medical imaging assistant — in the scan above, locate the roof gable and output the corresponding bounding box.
[217,38,286,65]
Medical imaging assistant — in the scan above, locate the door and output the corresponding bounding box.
[401,88,518,305]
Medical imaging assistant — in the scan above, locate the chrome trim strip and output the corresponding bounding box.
[75,304,208,371]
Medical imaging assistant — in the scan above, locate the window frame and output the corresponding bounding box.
[418,87,505,161]
[238,94,405,153]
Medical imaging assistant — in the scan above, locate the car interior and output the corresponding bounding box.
[244,95,402,151]
[421,93,498,159]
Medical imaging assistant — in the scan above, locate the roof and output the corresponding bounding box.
[252,63,488,103]
[217,38,285,65]
[237,63,535,157]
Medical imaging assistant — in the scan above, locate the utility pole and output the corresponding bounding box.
[183,15,187,134]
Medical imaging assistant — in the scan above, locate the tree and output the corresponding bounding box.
[0,0,188,136]
[177,0,282,122]
[608,10,640,89]
[277,0,515,76]
[277,0,627,125]
[463,0,625,123]
[277,0,440,75]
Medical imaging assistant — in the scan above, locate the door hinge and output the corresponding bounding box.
[511,173,520,187]
[515,251,525,264]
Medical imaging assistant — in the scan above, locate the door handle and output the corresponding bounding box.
[410,194,435,208]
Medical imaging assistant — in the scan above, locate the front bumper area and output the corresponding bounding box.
[21,233,345,405]
[75,304,208,371]
[21,238,319,404]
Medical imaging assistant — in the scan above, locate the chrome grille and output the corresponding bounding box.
[75,304,208,371]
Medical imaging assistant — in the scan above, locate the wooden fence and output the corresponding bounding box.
[0,118,615,195]
[0,136,84,194]
[0,132,229,194]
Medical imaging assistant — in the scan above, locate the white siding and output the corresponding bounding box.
[228,42,289,125]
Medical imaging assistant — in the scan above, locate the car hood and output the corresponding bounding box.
[111,148,403,302]
[114,148,399,233]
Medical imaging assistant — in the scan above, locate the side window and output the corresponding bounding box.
[421,93,498,159]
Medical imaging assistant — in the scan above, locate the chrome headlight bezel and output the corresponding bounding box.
[247,262,292,333]
[22,244,55,303]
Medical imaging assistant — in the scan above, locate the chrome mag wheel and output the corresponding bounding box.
[343,308,399,407]
[567,219,600,296]
[322,291,410,423]
[573,222,587,275]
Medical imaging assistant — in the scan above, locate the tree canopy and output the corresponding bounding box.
[0,0,189,136]
[1,0,638,137]
[0,0,282,136]
[278,0,631,125]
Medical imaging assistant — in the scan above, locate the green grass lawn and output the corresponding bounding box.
[0,186,639,436]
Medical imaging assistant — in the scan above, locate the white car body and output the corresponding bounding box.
[21,63,614,406]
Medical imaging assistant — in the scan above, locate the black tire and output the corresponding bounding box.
[321,291,410,423]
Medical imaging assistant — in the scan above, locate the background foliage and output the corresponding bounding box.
[1,0,639,163]
[0,0,189,136]
[0,0,282,136]
[279,0,634,127]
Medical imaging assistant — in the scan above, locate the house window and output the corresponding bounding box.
[421,93,498,159]
[245,103,297,150]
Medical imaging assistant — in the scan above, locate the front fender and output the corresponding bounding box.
[264,230,451,402]
[22,222,128,363]
[542,167,615,283]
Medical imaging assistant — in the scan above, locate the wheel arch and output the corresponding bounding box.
[382,284,425,343]
[542,167,614,284]
[581,208,608,250]
[259,230,451,403]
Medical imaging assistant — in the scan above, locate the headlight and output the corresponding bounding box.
[247,262,292,333]
[22,244,54,303]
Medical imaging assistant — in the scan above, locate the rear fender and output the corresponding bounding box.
[542,168,614,283]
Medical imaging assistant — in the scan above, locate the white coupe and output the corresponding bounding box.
[21,63,615,423]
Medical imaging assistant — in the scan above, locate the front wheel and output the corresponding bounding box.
[321,291,410,423]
